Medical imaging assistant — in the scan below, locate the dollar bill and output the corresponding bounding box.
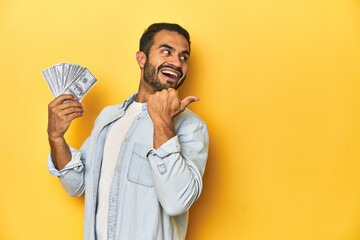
[42,69,56,98]
[42,63,97,101]
[62,68,97,102]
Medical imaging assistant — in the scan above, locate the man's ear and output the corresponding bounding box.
[136,51,146,69]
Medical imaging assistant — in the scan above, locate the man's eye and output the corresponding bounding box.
[162,50,170,54]
[180,56,188,61]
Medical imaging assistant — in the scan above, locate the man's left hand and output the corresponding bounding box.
[147,88,198,124]
[147,88,199,149]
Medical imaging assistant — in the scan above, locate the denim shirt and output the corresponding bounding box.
[47,93,209,240]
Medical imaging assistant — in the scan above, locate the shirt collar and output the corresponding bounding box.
[121,93,148,112]
[122,93,138,111]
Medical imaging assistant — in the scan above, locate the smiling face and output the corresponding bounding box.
[141,30,190,93]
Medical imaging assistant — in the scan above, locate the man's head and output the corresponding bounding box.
[136,23,191,93]
[139,23,191,58]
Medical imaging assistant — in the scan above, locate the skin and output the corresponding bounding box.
[48,29,198,170]
[135,30,199,149]
[48,94,85,170]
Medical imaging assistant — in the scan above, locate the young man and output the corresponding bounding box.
[47,23,209,240]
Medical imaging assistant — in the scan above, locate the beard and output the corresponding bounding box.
[143,60,186,92]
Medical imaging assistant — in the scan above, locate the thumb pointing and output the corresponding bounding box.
[180,96,199,111]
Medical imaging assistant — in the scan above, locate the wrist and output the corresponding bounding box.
[153,118,175,149]
[48,134,65,144]
[152,116,173,128]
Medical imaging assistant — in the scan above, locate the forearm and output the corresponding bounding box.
[149,152,200,216]
[49,136,72,170]
[147,89,205,215]
[153,118,175,149]
[47,94,85,170]
[47,137,87,197]
[149,118,209,215]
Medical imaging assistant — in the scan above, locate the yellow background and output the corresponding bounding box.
[1,0,360,239]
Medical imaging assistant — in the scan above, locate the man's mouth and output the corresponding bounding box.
[158,64,183,83]
[160,69,180,81]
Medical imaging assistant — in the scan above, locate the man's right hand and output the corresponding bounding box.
[48,94,85,141]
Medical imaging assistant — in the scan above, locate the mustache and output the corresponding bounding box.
[157,63,183,79]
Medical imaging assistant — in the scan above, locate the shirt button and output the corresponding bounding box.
[112,197,114,203]
[137,117,140,120]
[111,227,114,232]
[124,138,127,143]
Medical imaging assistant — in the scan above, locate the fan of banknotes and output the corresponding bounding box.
[42,63,97,102]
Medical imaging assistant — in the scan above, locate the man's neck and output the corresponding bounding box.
[135,79,154,103]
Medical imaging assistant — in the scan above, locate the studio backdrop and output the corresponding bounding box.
[1,0,360,239]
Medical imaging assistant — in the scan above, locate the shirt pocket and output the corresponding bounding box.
[127,142,154,187]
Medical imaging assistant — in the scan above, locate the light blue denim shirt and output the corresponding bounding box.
[47,93,209,240]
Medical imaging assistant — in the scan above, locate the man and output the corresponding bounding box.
[47,23,209,240]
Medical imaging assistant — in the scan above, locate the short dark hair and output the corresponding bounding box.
[139,23,191,57]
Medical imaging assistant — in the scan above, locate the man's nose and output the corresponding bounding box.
[168,55,181,67]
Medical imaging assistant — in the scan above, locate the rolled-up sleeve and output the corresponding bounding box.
[147,121,209,216]
[47,145,84,177]
[47,138,89,197]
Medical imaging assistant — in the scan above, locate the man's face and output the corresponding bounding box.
[143,30,190,92]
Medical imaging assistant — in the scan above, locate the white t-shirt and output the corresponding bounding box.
[96,101,144,240]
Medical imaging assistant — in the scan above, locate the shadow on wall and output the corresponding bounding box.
[186,137,218,239]
[178,49,219,239]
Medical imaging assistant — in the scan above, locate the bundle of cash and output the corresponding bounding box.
[42,63,97,102]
